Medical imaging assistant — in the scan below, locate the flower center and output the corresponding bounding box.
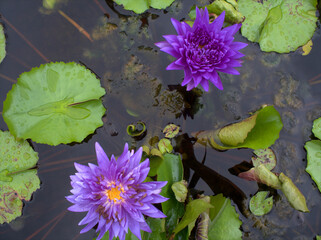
[105,187,123,203]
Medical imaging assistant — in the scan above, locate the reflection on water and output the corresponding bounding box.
[0,0,321,239]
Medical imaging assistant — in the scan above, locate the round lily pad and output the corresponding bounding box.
[0,131,40,224]
[3,62,106,145]
[249,191,273,216]
[238,0,318,53]
[0,24,6,64]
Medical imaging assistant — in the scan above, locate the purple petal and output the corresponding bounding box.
[171,18,185,35]
[95,142,109,169]
[219,67,240,75]
[167,61,184,70]
[74,162,89,173]
[230,42,248,51]
[209,71,223,90]
[160,47,180,58]
[154,41,170,49]
[211,11,225,32]
[200,79,209,92]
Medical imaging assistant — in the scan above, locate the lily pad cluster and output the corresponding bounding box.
[305,117,321,192]
[238,0,318,53]
[239,148,309,212]
[3,62,106,146]
[113,0,175,14]
[0,131,40,224]
[138,126,243,239]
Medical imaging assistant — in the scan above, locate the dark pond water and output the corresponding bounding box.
[0,0,321,239]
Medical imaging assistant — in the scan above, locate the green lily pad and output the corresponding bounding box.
[208,194,242,240]
[0,131,40,224]
[305,140,321,192]
[196,106,283,150]
[238,0,318,53]
[113,0,175,14]
[252,148,276,170]
[0,24,6,64]
[3,62,106,146]
[249,191,273,216]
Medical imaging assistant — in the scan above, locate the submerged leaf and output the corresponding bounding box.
[249,191,273,216]
[197,106,283,150]
[0,131,40,224]
[279,173,309,212]
[3,62,106,146]
[113,0,174,14]
[208,194,242,240]
[238,0,318,53]
[0,24,6,64]
[305,140,321,192]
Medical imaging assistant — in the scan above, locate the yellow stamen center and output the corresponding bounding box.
[105,187,123,203]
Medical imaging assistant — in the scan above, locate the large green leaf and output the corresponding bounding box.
[173,198,213,235]
[208,194,242,240]
[0,24,6,64]
[196,106,283,150]
[3,62,106,145]
[0,131,40,224]
[113,0,175,14]
[305,140,321,192]
[238,0,318,53]
[157,153,184,234]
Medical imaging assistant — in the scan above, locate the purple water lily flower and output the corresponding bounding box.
[155,7,247,91]
[66,143,168,240]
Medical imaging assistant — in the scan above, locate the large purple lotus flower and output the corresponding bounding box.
[66,143,168,240]
[155,7,247,91]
